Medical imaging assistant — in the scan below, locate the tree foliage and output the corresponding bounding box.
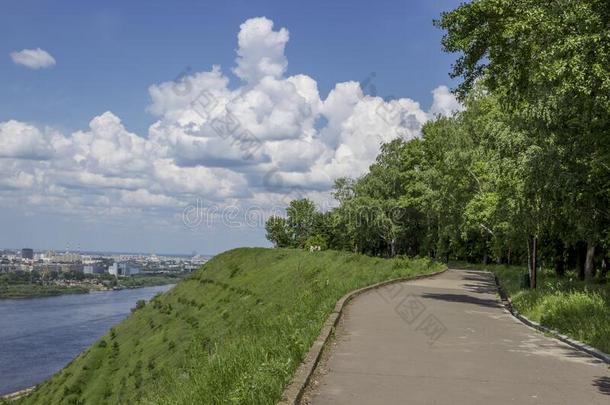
[265,199,322,248]
[265,0,609,286]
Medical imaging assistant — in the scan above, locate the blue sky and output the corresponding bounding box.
[0,0,463,255]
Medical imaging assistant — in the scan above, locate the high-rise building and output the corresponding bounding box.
[110,262,140,277]
[21,248,34,260]
[83,264,106,275]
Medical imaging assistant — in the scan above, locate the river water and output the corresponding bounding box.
[0,284,174,395]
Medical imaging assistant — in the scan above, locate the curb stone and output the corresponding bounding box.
[492,273,610,365]
[277,267,448,405]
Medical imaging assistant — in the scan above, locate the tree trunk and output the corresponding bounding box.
[526,238,531,282]
[576,242,586,280]
[601,257,608,281]
[554,240,565,277]
[584,242,595,282]
[530,236,538,289]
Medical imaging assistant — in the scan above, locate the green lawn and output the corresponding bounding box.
[452,261,610,354]
[18,248,442,405]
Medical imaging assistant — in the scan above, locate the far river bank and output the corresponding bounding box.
[0,273,186,299]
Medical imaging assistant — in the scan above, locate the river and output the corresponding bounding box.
[0,284,174,395]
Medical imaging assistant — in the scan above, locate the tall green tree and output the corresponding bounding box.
[286,199,318,248]
[435,0,610,284]
[265,216,290,248]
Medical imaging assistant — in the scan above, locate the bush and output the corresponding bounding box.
[111,341,120,356]
[131,299,146,313]
[304,234,328,251]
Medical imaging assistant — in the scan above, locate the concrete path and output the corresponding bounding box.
[303,270,610,404]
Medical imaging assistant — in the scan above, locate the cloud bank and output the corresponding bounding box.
[10,48,56,69]
[0,17,460,227]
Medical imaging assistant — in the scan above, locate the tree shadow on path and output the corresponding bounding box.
[593,376,610,395]
[458,271,498,295]
[421,292,501,308]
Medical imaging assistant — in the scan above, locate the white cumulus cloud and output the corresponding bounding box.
[0,17,461,225]
[10,48,56,69]
[429,85,463,117]
[0,120,54,159]
[233,17,289,84]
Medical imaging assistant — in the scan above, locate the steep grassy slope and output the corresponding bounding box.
[453,262,610,354]
[19,248,441,405]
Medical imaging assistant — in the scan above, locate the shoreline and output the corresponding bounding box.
[1,386,35,401]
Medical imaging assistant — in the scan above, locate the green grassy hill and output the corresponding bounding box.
[18,248,441,405]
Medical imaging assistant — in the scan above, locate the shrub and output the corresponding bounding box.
[131,299,146,313]
[111,341,120,357]
[304,234,328,251]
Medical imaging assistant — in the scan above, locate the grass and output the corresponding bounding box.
[452,261,610,354]
[17,248,442,405]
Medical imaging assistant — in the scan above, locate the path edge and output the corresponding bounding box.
[492,273,610,365]
[277,267,448,405]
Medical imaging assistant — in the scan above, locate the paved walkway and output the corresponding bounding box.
[304,270,610,404]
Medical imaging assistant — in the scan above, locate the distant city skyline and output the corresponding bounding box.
[2,246,210,258]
